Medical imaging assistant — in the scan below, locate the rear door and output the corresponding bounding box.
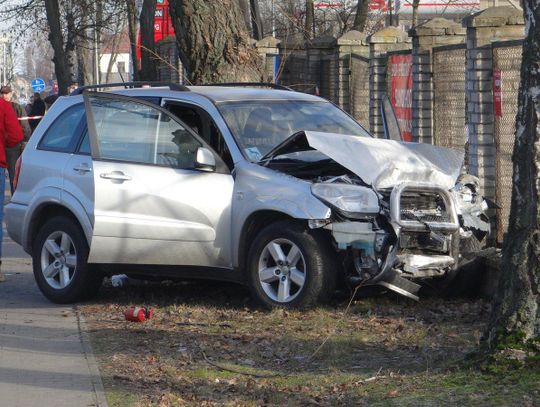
[83,92,234,268]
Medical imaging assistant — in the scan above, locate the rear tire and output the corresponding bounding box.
[247,221,336,309]
[32,216,102,304]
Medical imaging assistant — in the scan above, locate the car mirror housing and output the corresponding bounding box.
[195,147,216,172]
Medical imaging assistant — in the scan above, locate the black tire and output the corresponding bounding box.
[32,216,103,304]
[247,221,336,309]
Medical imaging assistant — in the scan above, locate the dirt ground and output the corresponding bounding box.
[80,279,540,407]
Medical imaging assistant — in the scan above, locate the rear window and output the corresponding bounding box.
[38,104,85,152]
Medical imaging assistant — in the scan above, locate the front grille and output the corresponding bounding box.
[399,191,450,224]
[385,184,459,233]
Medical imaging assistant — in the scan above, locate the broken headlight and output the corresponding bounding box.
[311,183,380,217]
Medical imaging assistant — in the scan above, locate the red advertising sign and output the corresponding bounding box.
[493,69,502,118]
[369,0,389,10]
[388,54,413,141]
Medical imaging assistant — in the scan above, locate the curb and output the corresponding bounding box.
[75,307,109,407]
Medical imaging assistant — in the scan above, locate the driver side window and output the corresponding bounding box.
[88,96,201,169]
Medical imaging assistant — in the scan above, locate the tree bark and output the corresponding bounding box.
[168,0,263,84]
[140,0,158,81]
[250,0,263,40]
[486,0,540,348]
[126,0,140,81]
[352,0,369,32]
[44,0,71,95]
[305,0,314,40]
[238,0,252,33]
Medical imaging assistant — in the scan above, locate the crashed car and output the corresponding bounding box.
[5,83,490,307]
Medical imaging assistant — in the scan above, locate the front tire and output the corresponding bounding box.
[247,221,335,309]
[32,216,102,304]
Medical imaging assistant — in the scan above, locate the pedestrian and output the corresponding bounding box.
[1,85,31,194]
[28,92,46,131]
[0,93,23,282]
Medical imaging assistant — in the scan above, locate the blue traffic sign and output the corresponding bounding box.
[31,78,46,92]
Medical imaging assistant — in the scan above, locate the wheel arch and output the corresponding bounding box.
[236,210,296,276]
[25,203,91,253]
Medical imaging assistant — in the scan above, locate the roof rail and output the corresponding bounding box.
[198,82,293,91]
[70,82,190,96]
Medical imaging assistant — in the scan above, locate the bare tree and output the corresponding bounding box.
[486,0,540,350]
[44,0,71,94]
[169,0,263,84]
[126,0,140,81]
[250,0,264,40]
[305,0,314,39]
[352,0,370,31]
[139,0,158,81]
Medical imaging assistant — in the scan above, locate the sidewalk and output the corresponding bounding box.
[0,231,108,406]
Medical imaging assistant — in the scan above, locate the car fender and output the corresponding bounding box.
[231,162,331,268]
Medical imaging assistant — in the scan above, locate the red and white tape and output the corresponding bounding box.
[18,116,44,120]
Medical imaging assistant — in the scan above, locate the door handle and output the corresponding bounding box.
[73,165,92,174]
[100,171,132,182]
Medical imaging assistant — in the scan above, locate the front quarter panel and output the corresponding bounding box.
[231,161,331,267]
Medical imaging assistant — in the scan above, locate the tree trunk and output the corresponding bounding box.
[412,0,421,27]
[352,0,369,32]
[486,0,540,348]
[126,0,140,81]
[140,0,158,81]
[238,0,252,33]
[250,0,263,40]
[168,0,263,84]
[305,0,314,40]
[44,0,71,95]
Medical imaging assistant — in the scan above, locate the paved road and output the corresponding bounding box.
[0,226,108,407]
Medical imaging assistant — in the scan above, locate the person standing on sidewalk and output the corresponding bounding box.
[1,86,31,193]
[29,92,46,132]
[0,94,23,282]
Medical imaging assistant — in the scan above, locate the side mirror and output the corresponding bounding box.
[195,147,216,172]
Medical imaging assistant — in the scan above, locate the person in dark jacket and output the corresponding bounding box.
[1,86,31,193]
[0,96,24,282]
[29,92,46,131]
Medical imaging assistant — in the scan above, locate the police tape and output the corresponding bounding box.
[18,116,44,120]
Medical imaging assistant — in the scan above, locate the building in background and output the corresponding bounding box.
[100,29,132,83]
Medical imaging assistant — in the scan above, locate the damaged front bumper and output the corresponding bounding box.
[322,181,489,301]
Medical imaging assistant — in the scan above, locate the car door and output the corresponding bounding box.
[83,92,234,268]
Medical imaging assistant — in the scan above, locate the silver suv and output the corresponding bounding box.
[6,83,491,308]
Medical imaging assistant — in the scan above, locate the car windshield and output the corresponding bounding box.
[217,100,370,161]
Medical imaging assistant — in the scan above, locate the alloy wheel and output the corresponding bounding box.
[40,231,77,289]
[257,238,307,303]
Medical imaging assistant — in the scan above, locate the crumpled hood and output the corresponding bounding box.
[304,131,464,190]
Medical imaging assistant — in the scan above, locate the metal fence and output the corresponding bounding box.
[493,40,523,244]
[348,54,370,128]
[432,44,467,152]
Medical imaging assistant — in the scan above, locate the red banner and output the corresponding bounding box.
[493,69,502,118]
[388,54,413,141]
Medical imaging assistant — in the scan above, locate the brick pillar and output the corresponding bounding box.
[255,36,281,82]
[336,31,369,120]
[368,27,411,138]
[409,18,466,144]
[464,6,524,200]
[309,35,338,100]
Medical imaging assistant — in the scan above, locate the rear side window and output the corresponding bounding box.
[38,104,85,152]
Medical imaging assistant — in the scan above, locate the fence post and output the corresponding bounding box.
[409,18,466,144]
[464,6,524,201]
[336,31,369,126]
[255,37,281,83]
[368,27,411,138]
